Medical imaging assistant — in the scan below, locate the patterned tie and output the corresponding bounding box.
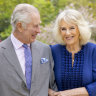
[23,44,32,90]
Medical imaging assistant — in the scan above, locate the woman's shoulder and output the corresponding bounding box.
[85,42,96,49]
[83,42,96,54]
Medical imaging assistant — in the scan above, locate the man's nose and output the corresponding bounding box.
[36,26,41,33]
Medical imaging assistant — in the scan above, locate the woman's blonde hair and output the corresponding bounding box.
[53,9,91,45]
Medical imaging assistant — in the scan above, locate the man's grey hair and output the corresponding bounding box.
[11,3,39,31]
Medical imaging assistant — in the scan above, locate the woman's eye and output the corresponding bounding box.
[61,28,66,31]
[70,27,75,30]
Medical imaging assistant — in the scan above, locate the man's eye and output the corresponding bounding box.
[34,24,40,28]
[34,25,38,28]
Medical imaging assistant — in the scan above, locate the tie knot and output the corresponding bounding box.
[22,44,28,49]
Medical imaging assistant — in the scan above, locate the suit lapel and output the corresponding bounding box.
[2,37,26,84]
[31,41,40,84]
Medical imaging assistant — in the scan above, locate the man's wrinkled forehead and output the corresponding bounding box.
[29,13,41,25]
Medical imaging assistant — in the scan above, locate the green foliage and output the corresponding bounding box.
[0,25,12,40]
[56,0,70,8]
[0,0,57,40]
[0,0,34,32]
[33,0,57,26]
[88,1,96,19]
[0,0,96,42]
[0,0,12,33]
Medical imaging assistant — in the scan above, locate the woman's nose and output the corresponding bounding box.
[66,29,70,35]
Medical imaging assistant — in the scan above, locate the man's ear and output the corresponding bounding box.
[16,22,24,32]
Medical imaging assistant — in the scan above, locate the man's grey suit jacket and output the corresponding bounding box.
[0,37,55,96]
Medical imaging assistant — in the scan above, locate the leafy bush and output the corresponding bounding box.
[0,25,12,40]
[33,0,57,26]
[0,0,58,40]
[0,0,96,43]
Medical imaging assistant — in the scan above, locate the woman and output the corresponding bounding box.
[49,9,96,96]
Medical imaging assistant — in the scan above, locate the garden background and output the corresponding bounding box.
[0,0,96,44]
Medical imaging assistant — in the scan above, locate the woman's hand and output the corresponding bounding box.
[48,89,55,96]
[48,89,60,96]
[51,87,89,96]
[53,91,68,96]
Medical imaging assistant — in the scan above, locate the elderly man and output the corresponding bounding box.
[0,3,55,96]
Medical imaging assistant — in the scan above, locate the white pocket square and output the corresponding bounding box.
[40,58,48,64]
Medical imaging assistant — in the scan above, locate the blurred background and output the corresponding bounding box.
[0,0,96,44]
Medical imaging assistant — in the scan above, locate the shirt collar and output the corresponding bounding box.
[11,33,30,49]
